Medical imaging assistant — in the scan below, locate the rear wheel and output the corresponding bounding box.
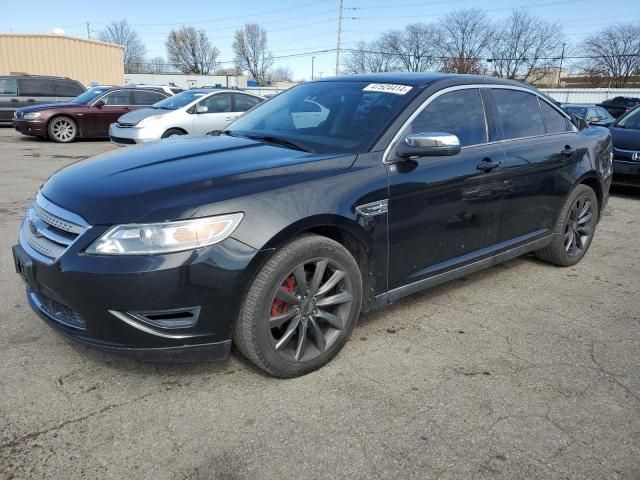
[535,184,599,266]
[161,128,186,139]
[234,235,362,378]
[48,116,77,143]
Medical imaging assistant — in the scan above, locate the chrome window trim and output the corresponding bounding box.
[383,83,576,164]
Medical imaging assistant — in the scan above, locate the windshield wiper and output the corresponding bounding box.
[243,134,314,152]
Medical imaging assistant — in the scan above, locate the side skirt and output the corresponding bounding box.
[375,235,552,307]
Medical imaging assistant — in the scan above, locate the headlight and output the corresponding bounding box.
[23,112,41,120]
[136,115,165,128]
[86,213,244,255]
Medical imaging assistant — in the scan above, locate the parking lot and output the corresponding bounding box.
[0,127,638,479]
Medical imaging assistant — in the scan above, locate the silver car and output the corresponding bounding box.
[109,89,264,146]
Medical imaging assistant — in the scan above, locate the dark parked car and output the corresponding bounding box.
[12,86,170,142]
[598,96,640,119]
[609,105,640,185]
[0,75,85,124]
[563,103,615,127]
[12,73,612,377]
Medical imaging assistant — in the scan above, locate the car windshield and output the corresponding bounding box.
[226,81,417,153]
[152,90,209,110]
[71,87,110,104]
[616,107,640,129]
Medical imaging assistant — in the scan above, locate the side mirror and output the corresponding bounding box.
[395,132,461,159]
[196,105,209,114]
[94,100,105,109]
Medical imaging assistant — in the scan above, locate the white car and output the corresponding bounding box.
[109,89,264,146]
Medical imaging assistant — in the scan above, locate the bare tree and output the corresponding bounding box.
[580,23,640,87]
[380,24,443,72]
[233,23,273,85]
[148,56,166,74]
[97,20,146,73]
[166,26,220,74]
[343,40,400,74]
[440,9,492,74]
[270,66,294,82]
[488,10,565,83]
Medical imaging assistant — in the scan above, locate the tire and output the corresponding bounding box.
[535,184,599,267]
[161,128,186,139]
[48,116,77,143]
[234,235,363,378]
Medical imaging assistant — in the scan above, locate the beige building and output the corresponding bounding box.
[0,33,124,85]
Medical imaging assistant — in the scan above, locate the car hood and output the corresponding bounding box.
[610,126,640,151]
[41,134,357,225]
[117,107,168,125]
[17,103,81,113]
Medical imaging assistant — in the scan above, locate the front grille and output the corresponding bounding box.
[613,147,640,162]
[20,192,89,263]
[116,122,135,128]
[31,292,86,330]
[110,136,136,145]
[14,111,24,119]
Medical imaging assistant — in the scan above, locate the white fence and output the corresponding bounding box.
[540,88,640,103]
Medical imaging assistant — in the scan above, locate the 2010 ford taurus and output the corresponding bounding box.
[12,73,613,377]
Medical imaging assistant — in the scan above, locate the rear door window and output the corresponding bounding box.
[132,90,167,105]
[492,89,545,140]
[18,78,55,97]
[407,88,487,147]
[540,100,569,134]
[0,78,18,95]
[54,80,84,97]
[233,94,262,112]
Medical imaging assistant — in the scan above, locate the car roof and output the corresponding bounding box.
[313,72,533,89]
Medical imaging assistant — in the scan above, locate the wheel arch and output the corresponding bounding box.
[162,127,188,137]
[248,214,379,312]
[576,173,604,214]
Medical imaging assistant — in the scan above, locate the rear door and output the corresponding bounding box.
[54,79,85,102]
[0,77,19,122]
[17,78,56,109]
[191,93,233,132]
[487,88,583,245]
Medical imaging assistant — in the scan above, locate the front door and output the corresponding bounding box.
[87,90,133,137]
[387,87,505,290]
[191,93,233,133]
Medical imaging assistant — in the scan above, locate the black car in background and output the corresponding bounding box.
[609,105,640,185]
[598,96,640,119]
[12,73,612,377]
[563,104,615,127]
[0,75,85,124]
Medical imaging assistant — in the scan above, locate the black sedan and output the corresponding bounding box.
[610,105,640,185]
[12,73,612,377]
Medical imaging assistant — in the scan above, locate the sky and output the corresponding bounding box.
[2,0,640,81]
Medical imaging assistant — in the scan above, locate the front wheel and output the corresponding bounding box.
[48,116,77,143]
[535,184,599,266]
[234,235,363,378]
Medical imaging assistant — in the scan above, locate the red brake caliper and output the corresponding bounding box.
[271,275,296,320]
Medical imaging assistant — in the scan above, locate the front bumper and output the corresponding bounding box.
[13,226,263,362]
[109,123,159,146]
[13,119,47,137]
[613,159,640,185]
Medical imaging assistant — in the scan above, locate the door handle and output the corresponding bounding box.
[27,99,35,103]
[476,158,502,172]
[10,99,18,103]
[562,145,575,156]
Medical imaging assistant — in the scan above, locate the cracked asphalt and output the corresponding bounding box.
[0,127,639,480]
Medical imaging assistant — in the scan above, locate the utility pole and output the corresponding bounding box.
[335,0,344,76]
[311,56,316,81]
[557,42,566,87]
[86,22,91,39]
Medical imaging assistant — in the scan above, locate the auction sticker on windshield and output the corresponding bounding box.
[363,83,413,95]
